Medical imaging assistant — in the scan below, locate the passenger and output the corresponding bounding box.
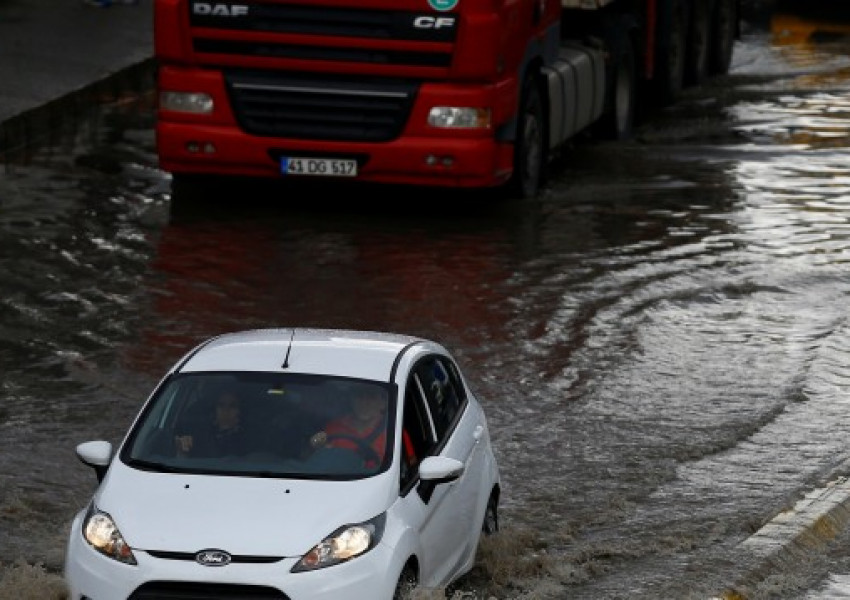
[310,385,388,468]
[311,385,416,469]
[175,388,249,458]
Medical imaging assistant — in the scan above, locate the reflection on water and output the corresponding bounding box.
[4,4,850,599]
[478,10,850,599]
[728,27,850,268]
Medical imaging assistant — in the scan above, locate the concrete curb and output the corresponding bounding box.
[0,0,154,156]
[0,59,156,161]
[0,0,153,124]
[714,476,850,599]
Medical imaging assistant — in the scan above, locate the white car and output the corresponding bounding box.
[64,328,501,600]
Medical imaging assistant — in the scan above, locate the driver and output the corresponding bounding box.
[175,387,248,458]
[311,384,387,468]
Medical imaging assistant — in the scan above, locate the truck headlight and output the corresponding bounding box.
[428,107,491,129]
[159,91,214,115]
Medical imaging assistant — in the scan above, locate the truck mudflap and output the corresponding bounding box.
[542,44,606,150]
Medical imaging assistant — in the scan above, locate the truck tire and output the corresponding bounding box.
[596,26,637,141]
[685,0,711,86]
[169,174,234,222]
[505,74,546,199]
[169,174,208,220]
[709,0,737,75]
[653,0,688,106]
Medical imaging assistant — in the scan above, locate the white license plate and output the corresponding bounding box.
[281,157,358,177]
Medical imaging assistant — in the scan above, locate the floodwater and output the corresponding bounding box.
[3,2,850,599]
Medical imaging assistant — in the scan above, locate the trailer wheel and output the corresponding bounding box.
[709,0,737,75]
[505,75,546,199]
[654,0,688,106]
[596,28,636,141]
[684,0,711,86]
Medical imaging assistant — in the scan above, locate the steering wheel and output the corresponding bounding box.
[324,433,381,465]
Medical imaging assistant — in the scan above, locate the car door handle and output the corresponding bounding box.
[473,425,483,442]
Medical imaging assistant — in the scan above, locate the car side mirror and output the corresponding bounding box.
[417,456,464,504]
[76,440,113,483]
[419,456,464,484]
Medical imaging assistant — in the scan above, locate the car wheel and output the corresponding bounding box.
[482,493,499,536]
[393,564,418,600]
[504,73,546,199]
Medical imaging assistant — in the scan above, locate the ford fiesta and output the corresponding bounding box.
[64,328,501,600]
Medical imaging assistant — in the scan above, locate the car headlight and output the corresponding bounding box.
[292,513,385,572]
[82,505,137,565]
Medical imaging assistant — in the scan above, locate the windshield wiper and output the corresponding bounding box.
[125,458,181,473]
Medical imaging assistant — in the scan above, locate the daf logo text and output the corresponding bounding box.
[193,2,249,17]
[413,16,456,29]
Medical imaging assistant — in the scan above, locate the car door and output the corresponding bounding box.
[398,354,486,587]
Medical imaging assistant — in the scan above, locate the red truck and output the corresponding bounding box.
[155,0,739,198]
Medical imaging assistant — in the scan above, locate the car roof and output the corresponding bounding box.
[175,328,433,381]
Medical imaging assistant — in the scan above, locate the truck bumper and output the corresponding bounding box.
[156,121,515,189]
[155,66,517,189]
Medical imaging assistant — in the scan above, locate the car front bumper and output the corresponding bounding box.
[64,511,402,600]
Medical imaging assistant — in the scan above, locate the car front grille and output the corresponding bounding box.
[129,581,289,599]
[225,70,418,141]
[147,550,283,563]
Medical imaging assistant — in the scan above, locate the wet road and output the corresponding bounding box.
[3,2,850,598]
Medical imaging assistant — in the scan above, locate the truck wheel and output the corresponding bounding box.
[654,0,688,106]
[596,28,636,141]
[684,0,711,86]
[709,0,737,75]
[506,75,546,199]
[169,174,209,221]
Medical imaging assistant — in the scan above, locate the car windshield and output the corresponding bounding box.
[120,372,395,480]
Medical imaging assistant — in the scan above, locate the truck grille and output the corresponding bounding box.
[189,0,455,68]
[195,39,450,67]
[225,70,418,141]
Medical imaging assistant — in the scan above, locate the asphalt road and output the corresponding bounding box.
[5,1,850,599]
[0,0,152,130]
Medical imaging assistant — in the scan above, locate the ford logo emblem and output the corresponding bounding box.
[195,549,232,567]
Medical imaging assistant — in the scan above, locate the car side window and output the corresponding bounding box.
[414,356,465,441]
[400,378,434,490]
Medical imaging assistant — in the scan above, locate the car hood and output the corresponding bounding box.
[94,462,394,557]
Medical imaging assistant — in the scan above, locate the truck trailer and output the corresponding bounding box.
[154,0,739,198]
